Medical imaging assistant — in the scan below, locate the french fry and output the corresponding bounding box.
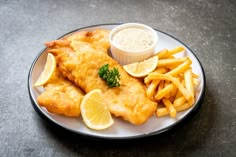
[174,89,183,99]
[155,83,174,100]
[157,49,169,59]
[166,55,175,59]
[146,80,160,98]
[154,67,168,73]
[156,102,192,117]
[175,102,193,111]
[171,77,181,100]
[156,107,169,117]
[184,68,194,105]
[158,57,188,67]
[157,80,164,93]
[172,77,192,102]
[167,46,185,56]
[164,81,171,98]
[170,81,178,98]
[146,73,192,102]
[145,46,200,119]
[146,72,172,82]
[144,76,152,85]
[146,67,170,98]
[157,46,185,59]
[162,99,176,118]
[166,59,192,76]
[173,96,186,107]
[144,68,168,85]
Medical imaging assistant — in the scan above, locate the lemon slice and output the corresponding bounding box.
[34,53,56,86]
[123,56,158,77]
[80,89,114,130]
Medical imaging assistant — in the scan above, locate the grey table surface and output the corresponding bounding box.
[0,0,236,156]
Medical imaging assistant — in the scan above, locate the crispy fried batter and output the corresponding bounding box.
[44,29,156,125]
[37,69,84,117]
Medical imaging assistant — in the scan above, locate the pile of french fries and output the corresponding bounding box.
[144,46,200,118]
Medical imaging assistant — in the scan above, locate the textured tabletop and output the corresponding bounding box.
[0,0,235,157]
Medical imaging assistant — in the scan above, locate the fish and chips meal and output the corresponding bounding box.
[34,26,200,130]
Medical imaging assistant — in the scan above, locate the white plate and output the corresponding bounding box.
[28,24,205,139]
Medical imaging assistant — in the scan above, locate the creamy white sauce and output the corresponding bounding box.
[112,28,154,52]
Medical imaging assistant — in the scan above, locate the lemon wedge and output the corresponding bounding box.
[34,53,56,86]
[123,55,158,77]
[80,89,114,130]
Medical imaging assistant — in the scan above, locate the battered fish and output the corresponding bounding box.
[45,29,157,125]
[66,29,110,54]
[37,69,84,117]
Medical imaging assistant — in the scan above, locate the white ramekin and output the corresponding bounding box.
[109,23,158,65]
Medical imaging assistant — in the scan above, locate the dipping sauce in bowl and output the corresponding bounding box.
[113,27,154,52]
[109,23,158,65]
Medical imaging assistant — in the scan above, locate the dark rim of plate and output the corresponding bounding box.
[28,23,206,140]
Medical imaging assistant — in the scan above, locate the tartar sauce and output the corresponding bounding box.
[112,27,154,52]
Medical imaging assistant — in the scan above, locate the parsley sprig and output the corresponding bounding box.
[98,64,120,88]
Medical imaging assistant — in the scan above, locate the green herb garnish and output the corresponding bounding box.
[98,64,120,88]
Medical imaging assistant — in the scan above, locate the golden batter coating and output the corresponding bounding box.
[44,29,156,125]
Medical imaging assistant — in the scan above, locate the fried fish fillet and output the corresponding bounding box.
[66,29,110,54]
[37,69,84,117]
[45,29,157,125]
